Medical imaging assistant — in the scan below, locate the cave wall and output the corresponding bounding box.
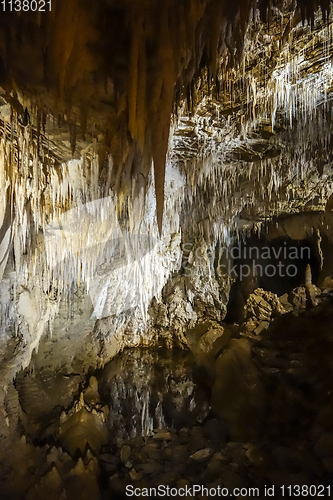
[2,4,333,381]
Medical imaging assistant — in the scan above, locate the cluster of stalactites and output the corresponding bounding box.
[0,0,318,232]
[112,0,332,234]
[0,0,332,236]
[0,107,186,336]
[0,116,104,283]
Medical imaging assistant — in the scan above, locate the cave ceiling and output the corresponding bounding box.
[0,0,332,238]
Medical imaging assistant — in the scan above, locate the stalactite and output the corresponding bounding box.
[136,37,147,149]
[69,120,77,156]
[80,106,87,142]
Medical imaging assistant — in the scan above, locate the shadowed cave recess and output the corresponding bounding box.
[3,0,333,498]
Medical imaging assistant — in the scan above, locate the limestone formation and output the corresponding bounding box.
[1,1,333,498]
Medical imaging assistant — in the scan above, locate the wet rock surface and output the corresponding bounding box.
[1,282,333,498]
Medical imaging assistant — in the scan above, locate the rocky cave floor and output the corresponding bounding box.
[2,279,333,499]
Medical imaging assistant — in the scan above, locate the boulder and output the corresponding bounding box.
[211,338,266,442]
